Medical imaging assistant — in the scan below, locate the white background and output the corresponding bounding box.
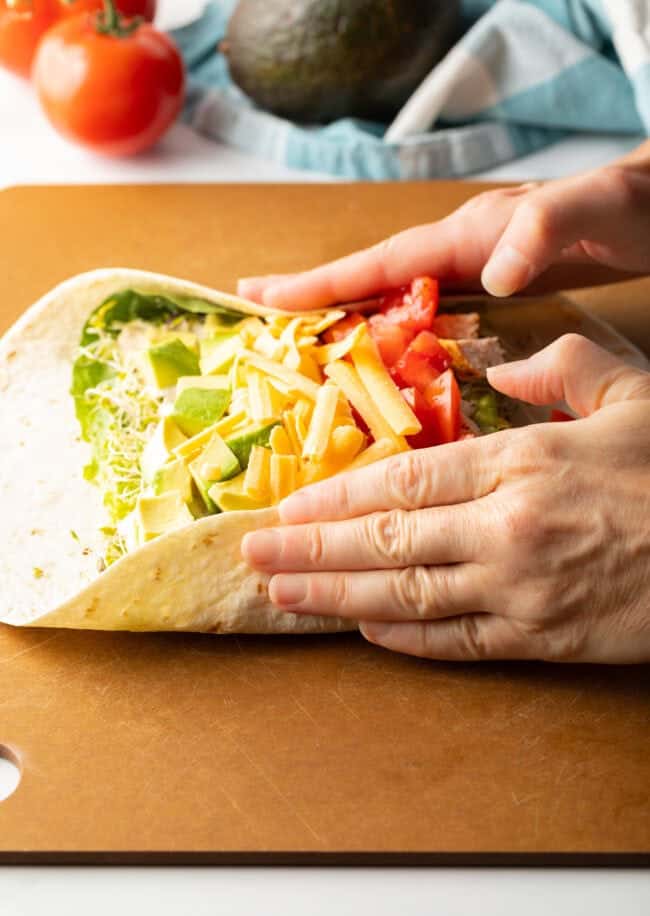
[0,1,647,912]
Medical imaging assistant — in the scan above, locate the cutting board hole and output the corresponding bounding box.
[0,747,21,802]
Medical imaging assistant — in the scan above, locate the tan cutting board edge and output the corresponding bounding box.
[0,183,649,865]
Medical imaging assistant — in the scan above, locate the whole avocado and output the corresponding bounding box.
[223,0,461,124]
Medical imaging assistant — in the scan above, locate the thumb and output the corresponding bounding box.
[487,334,650,418]
[480,168,636,297]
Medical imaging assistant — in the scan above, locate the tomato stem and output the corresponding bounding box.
[96,0,143,38]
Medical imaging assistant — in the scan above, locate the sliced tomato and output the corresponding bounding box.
[391,349,439,390]
[323,312,365,344]
[376,286,406,312]
[411,275,440,319]
[380,276,439,333]
[409,330,451,367]
[550,409,575,422]
[401,387,445,449]
[391,330,451,389]
[423,370,461,444]
[368,314,413,366]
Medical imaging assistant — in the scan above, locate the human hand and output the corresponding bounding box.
[242,335,650,663]
[238,147,650,309]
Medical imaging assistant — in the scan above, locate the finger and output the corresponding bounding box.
[360,615,532,661]
[481,167,650,296]
[256,194,522,311]
[279,436,503,524]
[262,223,461,310]
[237,274,295,303]
[243,505,481,574]
[487,333,650,417]
[617,138,650,169]
[268,564,486,621]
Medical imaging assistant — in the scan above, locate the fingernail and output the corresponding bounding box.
[485,364,505,381]
[359,621,393,643]
[242,529,281,567]
[237,278,256,297]
[279,489,315,524]
[269,574,307,608]
[482,245,533,297]
[487,358,524,378]
[262,284,290,309]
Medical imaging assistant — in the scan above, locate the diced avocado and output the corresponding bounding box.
[188,459,218,514]
[176,374,230,395]
[199,333,242,375]
[145,338,200,388]
[117,509,143,552]
[172,388,231,438]
[152,457,193,503]
[136,492,193,541]
[196,432,240,482]
[155,331,199,353]
[226,422,278,470]
[187,484,211,519]
[140,417,187,484]
[208,473,269,513]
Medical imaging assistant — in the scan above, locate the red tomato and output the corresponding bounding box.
[391,348,438,391]
[61,0,156,21]
[391,330,451,390]
[368,314,413,366]
[423,370,461,444]
[33,10,184,156]
[401,387,445,449]
[380,276,439,333]
[550,409,575,422]
[323,312,365,344]
[409,330,452,367]
[0,0,60,78]
[0,0,155,78]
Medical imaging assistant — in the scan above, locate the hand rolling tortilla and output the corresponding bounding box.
[0,269,509,633]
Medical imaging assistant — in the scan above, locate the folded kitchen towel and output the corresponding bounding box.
[171,0,649,180]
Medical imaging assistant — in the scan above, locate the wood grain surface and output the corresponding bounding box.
[0,183,648,862]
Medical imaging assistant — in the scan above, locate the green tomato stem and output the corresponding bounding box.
[96,0,143,38]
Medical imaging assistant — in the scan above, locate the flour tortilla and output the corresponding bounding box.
[3,270,644,634]
[0,269,354,633]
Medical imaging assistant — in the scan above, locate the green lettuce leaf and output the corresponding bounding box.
[81,289,244,346]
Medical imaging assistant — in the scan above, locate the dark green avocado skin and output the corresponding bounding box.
[224,0,462,124]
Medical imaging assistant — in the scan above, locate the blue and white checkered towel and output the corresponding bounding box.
[172,0,649,180]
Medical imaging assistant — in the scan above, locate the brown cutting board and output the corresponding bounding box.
[1,183,649,864]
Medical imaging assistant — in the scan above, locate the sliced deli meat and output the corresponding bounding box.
[432,313,480,340]
[439,336,505,377]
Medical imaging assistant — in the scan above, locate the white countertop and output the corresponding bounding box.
[0,64,640,189]
[3,865,650,916]
[0,3,647,910]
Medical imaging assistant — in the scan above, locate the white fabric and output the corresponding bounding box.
[387,1,592,140]
[601,0,650,73]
